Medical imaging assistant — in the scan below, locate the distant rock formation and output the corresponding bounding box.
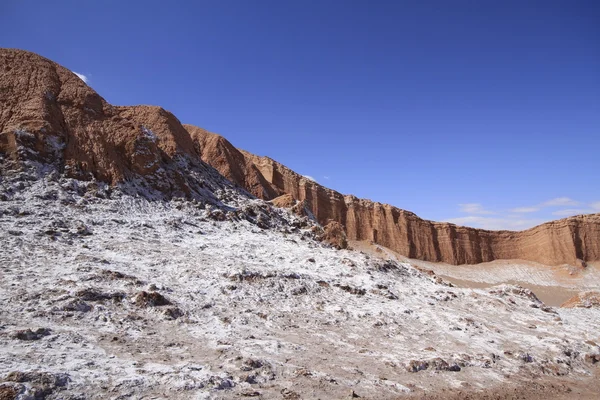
[2,48,599,266]
[187,126,600,267]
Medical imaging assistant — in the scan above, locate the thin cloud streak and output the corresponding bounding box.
[445,216,544,231]
[541,197,579,207]
[448,197,597,230]
[551,209,591,217]
[510,197,580,213]
[511,206,539,213]
[458,203,494,215]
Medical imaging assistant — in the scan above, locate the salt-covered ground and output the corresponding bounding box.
[349,240,600,308]
[1,177,599,399]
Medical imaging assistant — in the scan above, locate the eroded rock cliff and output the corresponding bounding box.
[2,48,599,266]
[188,127,600,266]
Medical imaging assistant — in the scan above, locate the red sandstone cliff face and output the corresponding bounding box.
[2,48,599,266]
[187,127,600,267]
[185,125,279,199]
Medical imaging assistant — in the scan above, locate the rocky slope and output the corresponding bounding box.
[1,175,599,399]
[187,127,600,267]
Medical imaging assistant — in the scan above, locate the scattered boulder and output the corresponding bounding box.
[241,390,261,397]
[229,270,275,282]
[406,360,429,372]
[334,284,366,296]
[373,260,403,274]
[584,353,600,364]
[75,288,125,302]
[12,328,51,341]
[61,299,92,313]
[206,376,234,390]
[281,388,301,399]
[163,307,183,320]
[135,291,171,307]
[75,222,92,236]
[208,209,226,221]
[519,353,534,363]
[240,359,263,372]
[406,358,461,372]
[4,371,70,399]
[98,269,143,285]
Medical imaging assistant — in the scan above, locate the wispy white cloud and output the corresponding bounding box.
[448,196,596,230]
[541,197,579,207]
[445,216,544,231]
[510,206,539,213]
[73,71,89,84]
[551,209,591,217]
[323,176,330,180]
[458,203,494,215]
[302,175,316,182]
[510,197,580,213]
[551,201,600,216]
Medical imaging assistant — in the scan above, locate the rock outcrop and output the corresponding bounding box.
[0,48,231,201]
[2,48,600,266]
[187,126,600,267]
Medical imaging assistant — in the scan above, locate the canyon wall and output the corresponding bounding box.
[188,127,600,266]
[2,48,599,266]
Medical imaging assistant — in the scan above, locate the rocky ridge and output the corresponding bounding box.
[0,48,238,203]
[2,47,599,268]
[186,127,600,267]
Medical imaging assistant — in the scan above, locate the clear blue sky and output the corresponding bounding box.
[2,0,599,229]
